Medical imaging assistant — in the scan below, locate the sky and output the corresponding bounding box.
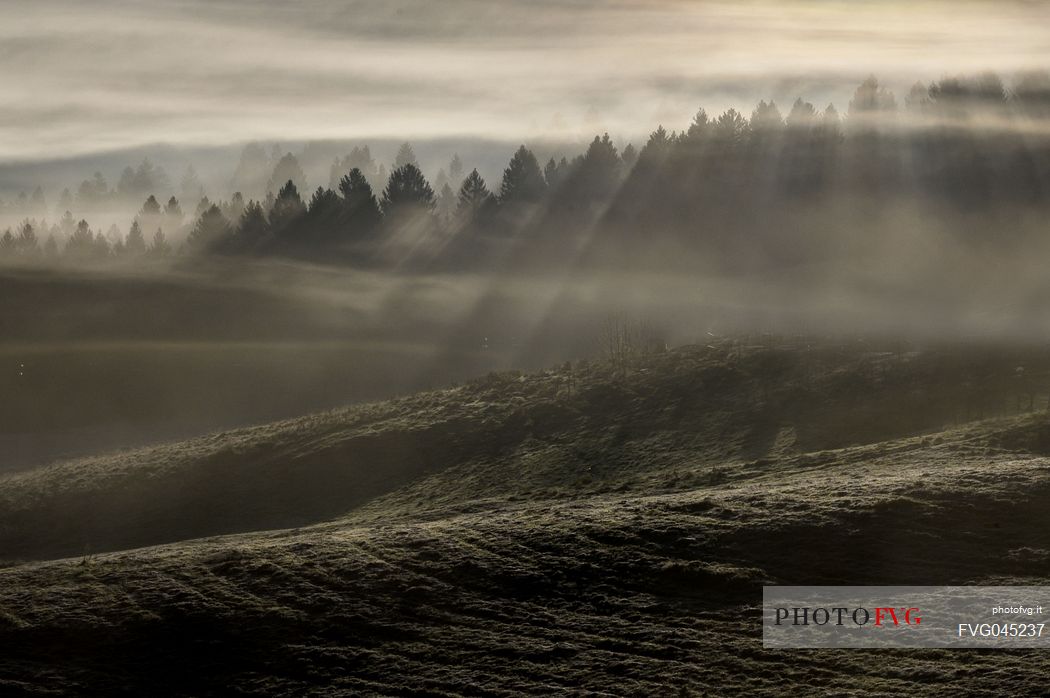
[3,0,1049,162]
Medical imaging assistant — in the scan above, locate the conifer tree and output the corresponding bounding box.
[187,205,232,251]
[338,168,381,236]
[235,200,270,250]
[381,164,435,216]
[125,220,147,256]
[269,180,307,235]
[457,169,492,222]
[394,143,418,169]
[149,228,172,257]
[499,146,547,204]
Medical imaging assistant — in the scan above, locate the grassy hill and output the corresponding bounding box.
[3,340,1050,695]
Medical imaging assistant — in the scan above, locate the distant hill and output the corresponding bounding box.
[3,340,1050,562]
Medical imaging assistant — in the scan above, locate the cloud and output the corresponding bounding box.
[1,0,1048,161]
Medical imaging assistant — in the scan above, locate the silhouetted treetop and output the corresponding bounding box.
[568,133,623,202]
[751,101,784,131]
[621,143,638,169]
[65,220,96,259]
[187,204,232,250]
[686,109,710,141]
[644,126,672,155]
[544,157,570,189]
[457,169,492,218]
[714,109,748,145]
[339,168,383,238]
[338,168,376,209]
[139,194,161,216]
[164,196,182,218]
[381,163,435,216]
[499,146,547,204]
[148,228,171,258]
[125,220,147,256]
[194,196,213,218]
[231,200,270,252]
[270,179,307,234]
[16,221,38,256]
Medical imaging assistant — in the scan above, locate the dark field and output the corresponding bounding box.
[3,341,1050,695]
[0,265,531,470]
[8,259,1050,473]
[0,340,501,471]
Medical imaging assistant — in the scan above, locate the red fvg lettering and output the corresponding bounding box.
[874,607,897,626]
[874,607,921,626]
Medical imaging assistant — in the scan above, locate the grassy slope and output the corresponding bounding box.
[3,342,1050,695]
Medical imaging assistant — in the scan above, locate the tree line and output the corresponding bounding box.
[4,72,1050,269]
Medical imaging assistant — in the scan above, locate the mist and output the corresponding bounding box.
[6,64,1050,474]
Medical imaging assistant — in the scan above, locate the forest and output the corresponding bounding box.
[3,73,1050,274]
